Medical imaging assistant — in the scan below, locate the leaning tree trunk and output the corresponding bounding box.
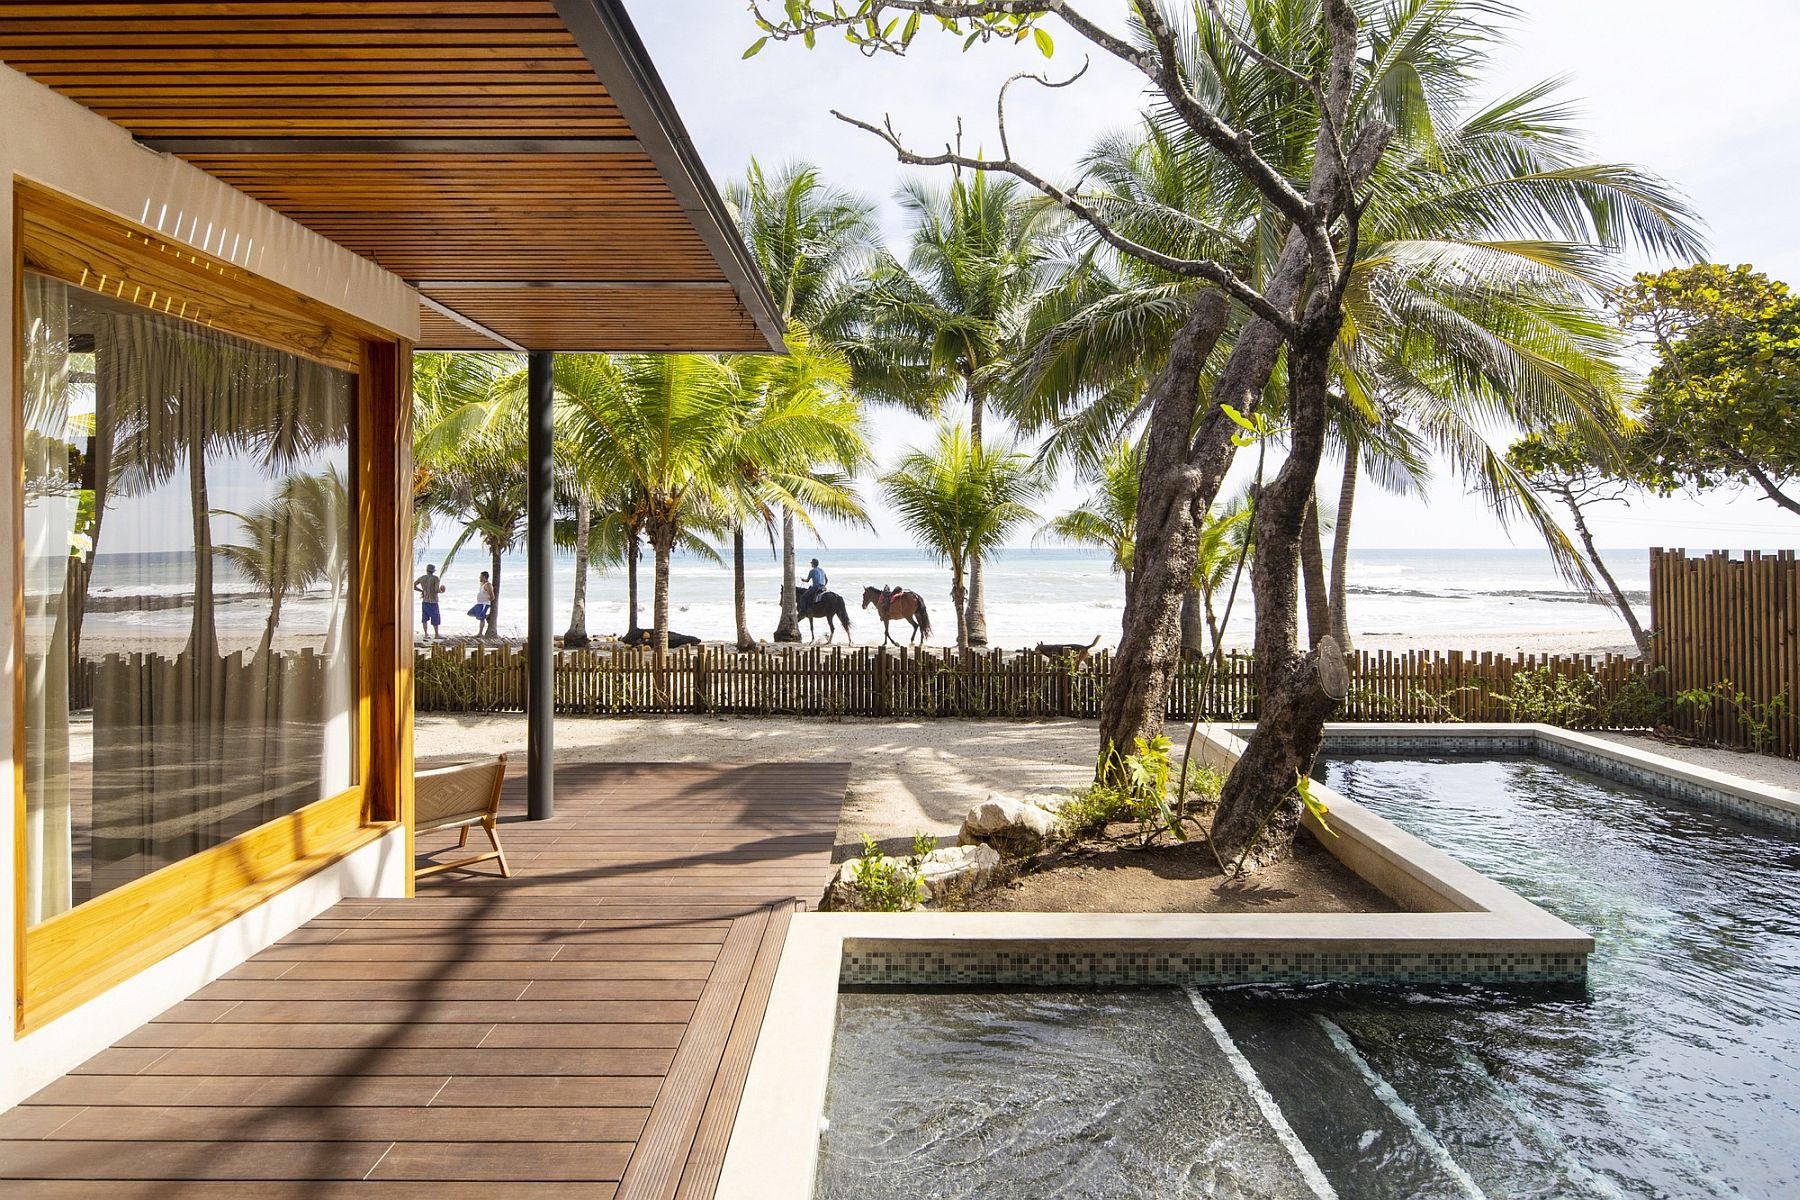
[1099,215,1323,765]
[256,591,283,660]
[965,387,989,647]
[486,544,502,637]
[564,492,591,648]
[774,510,800,642]
[1210,330,1344,867]
[1096,292,1233,761]
[1300,491,1331,649]
[732,525,754,652]
[1560,486,1653,659]
[1328,449,1358,651]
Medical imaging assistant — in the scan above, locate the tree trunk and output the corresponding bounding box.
[486,545,502,637]
[564,492,591,647]
[1328,449,1357,651]
[186,446,218,663]
[257,592,282,660]
[965,387,988,646]
[1097,292,1233,761]
[626,528,640,633]
[733,524,754,652]
[949,558,969,653]
[1210,331,1343,867]
[774,509,800,642]
[1179,585,1207,659]
[1561,486,1653,659]
[650,522,674,704]
[1203,587,1222,660]
[1300,491,1330,649]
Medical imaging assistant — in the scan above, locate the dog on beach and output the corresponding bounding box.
[621,627,701,649]
[1032,636,1101,663]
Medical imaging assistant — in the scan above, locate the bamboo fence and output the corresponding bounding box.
[1650,548,1798,756]
[410,642,1645,728]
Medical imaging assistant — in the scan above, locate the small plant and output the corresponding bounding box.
[1678,681,1790,753]
[1599,668,1672,730]
[1495,667,1600,727]
[846,833,925,912]
[1230,771,1339,876]
[1070,736,1222,846]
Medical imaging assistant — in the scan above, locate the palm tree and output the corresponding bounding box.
[721,324,871,650]
[1193,491,1254,657]
[725,160,878,641]
[881,423,1042,652]
[213,469,345,659]
[554,354,741,693]
[867,169,1059,646]
[1038,440,1139,594]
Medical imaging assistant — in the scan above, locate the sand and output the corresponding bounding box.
[417,714,1798,864]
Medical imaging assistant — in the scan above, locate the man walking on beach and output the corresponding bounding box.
[803,558,828,611]
[414,564,445,640]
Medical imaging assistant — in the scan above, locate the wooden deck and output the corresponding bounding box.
[0,760,849,1198]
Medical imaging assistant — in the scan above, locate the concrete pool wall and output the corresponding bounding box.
[728,721,1789,1197]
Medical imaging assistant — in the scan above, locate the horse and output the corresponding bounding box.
[792,587,853,644]
[862,586,933,647]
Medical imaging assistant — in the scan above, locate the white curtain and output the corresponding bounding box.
[21,274,74,923]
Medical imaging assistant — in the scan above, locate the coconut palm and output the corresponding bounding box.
[725,160,879,641]
[552,354,741,691]
[213,469,347,660]
[721,324,871,650]
[867,169,1060,646]
[881,423,1042,652]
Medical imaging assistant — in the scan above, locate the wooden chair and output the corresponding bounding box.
[414,754,512,878]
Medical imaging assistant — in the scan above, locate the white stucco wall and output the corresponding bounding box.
[0,63,421,1099]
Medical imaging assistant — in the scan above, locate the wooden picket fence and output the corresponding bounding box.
[1651,548,1798,756]
[412,642,1645,728]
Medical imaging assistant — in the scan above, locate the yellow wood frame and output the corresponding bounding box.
[11,178,413,1034]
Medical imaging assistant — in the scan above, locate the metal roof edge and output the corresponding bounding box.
[555,0,787,355]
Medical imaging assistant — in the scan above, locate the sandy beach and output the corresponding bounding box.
[416,714,1799,858]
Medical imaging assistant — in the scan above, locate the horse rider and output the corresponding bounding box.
[803,558,828,610]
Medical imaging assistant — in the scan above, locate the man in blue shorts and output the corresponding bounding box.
[414,564,446,640]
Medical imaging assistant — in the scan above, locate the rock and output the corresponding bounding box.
[958,793,1059,858]
[916,844,1000,906]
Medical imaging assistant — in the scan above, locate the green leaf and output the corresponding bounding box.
[1034,27,1054,57]
[742,37,768,59]
[902,12,920,44]
[1220,403,1257,432]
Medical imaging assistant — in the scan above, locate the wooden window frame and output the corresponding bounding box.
[11,179,414,1035]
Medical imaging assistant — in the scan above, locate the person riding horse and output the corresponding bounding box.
[803,558,828,611]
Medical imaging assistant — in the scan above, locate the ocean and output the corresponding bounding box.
[59,545,1649,653]
[407,544,1650,651]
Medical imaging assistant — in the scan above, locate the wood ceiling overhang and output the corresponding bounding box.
[0,1,784,354]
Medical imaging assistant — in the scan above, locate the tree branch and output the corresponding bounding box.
[831,108,1298,335]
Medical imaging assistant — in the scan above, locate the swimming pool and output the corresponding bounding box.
[816,755,1800,1198]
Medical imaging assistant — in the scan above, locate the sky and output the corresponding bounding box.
[625,1,1800,554]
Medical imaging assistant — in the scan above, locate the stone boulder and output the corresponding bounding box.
[958,793,1060,858]
[823,842,1002,910]
[916,843,1001,907]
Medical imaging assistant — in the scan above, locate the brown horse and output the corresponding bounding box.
[862,586,933,647]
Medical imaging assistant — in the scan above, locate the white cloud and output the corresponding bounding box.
[626,1,1800,552]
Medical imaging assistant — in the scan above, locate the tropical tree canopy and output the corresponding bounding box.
[1622,263,1800,516]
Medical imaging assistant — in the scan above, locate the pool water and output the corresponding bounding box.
[816,756,1800,1199]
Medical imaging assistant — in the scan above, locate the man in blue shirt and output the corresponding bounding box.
[803,558,828,610]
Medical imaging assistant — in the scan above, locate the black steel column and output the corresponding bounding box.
[526,349,555,820]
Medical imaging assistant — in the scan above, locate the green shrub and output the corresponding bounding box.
[1496,667,1600,726]
[845,833,926,912]
[1600,670,1672,729]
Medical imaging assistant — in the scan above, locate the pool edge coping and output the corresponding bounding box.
[723,721,1739,1198]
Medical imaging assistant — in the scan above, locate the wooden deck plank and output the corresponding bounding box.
[2,761,847,1196]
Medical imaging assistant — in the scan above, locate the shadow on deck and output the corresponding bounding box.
[0,760,850,1198]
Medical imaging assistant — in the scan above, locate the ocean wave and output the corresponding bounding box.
[1349,584,1648,605]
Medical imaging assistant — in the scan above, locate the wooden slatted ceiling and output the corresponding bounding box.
[0,2,781,353]
[0,2,624,140]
